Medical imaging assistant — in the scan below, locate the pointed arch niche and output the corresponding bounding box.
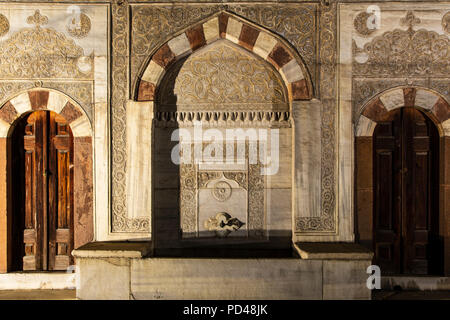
[129,12,313,255]
[0,88,94,272]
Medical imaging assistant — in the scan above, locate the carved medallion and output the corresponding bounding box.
[443,12,450,34]
[211,181,232,202]
[354,11,376,37]
[77,56,92,74]
[0,13,9,37]
[66,13,91,39]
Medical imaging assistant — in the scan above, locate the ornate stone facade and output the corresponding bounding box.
[352,9,450,120]
[0,1,448,282]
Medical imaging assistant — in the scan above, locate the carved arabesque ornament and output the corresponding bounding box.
[66,13,91,39]
[443,12,450,34]
[158,41,287,111]
[0,10,93,80]
[353,11,450,77]
[353,11,376,37]
[295,1,336,233]
[111,2,150,233]
[0,13,9,37]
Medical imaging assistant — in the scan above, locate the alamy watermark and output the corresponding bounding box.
[366,265,381,289]
[170,121,280,176]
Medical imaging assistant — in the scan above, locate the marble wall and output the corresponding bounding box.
[0,1,447,262]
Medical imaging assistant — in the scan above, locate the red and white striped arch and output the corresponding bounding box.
[136,12,312,103]
[356,87,450,137]
[0,88,91,138]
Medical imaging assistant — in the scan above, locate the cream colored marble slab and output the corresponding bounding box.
[94,56,108,104]
[253,32,277,60]
[0,118,10,138]
[415,89,440,110]
[93,102,109,241]
[266,188,292,234]
[47,91,68,114]
[76,258,130,300]
[131,258,323,300]
[167,33,192,57]
[443,119,450,136]
[0,273,75,290]
[337,13,355,242]
[10,92,31,114]
[379,88,404,111]
[293,100,322,219]
[356,114,377,137]
[126,101,153,223]
[323,260,372,299]
[225,18,242,44]
[203,17,219,44]
[70,114,92,137]
[280,59,304,83]
[142,60,164,84]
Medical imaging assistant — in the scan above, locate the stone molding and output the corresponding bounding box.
[153,111,291,128]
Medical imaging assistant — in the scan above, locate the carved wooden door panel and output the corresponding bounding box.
[47,112,74,270]
[14,111,74,271]
[401,108,440,274]
[373,107,440,275]
[373,109,402,274]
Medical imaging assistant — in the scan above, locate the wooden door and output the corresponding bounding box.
[12,111,74,271]
[373,107,440,275]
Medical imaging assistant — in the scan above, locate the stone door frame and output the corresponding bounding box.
[0,88,94,273]
[355,86,450,275]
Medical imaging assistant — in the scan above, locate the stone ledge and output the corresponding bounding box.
[0,273,75,290]
[72,241,152,259]
[294,242,374,260]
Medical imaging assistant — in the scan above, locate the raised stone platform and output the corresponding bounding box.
[73,242,373,300]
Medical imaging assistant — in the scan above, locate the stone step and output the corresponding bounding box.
[0,272,76,290]
[382,276,450,291]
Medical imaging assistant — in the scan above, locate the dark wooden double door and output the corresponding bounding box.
[11,111,74,271]
[373,107,441,275]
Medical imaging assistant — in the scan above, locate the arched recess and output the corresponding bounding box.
[354,86,450,275]
[134,11,313,103]
[142,16,297,255]
[0,88,93,272]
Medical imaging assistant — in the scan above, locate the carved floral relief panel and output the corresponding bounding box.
[351,7,450,119]
[157,40,288,111]
[0,4,108,122]
[0,5,106,80]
